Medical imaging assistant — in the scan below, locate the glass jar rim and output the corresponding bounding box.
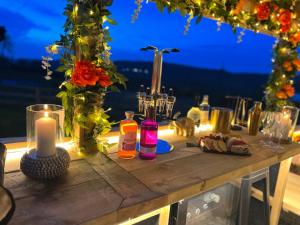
[26,104,64,113]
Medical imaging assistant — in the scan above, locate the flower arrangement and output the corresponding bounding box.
[44,0,126,152]
[134,0,300,110]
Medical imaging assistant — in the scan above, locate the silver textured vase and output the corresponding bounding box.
[0,143,7,185]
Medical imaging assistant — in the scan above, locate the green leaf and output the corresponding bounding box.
[106,17,117,25]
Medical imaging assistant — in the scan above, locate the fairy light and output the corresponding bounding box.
[89,10,94,15]
[74,3,79,17]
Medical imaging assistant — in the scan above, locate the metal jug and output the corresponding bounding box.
[211,107,234,134]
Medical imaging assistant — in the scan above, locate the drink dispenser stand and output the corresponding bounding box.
[136,46,179,154]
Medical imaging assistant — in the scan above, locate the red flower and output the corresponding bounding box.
[71,61,112,88]
[273,4,279,12]
[256,2,270,21]
[72,61,99,87]
[281,24,291,33]
[96,68,113,87]
[283,84,295,97]
[278,9,292,33]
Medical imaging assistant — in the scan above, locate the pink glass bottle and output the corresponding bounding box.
[139,107,158,160]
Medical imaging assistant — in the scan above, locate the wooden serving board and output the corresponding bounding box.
[202,147,252,156]
[186,142,251,156]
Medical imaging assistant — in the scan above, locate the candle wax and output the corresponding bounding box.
[35,114,56,157]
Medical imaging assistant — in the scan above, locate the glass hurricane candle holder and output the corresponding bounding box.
[26,104,64,157]
[281,106,299,141]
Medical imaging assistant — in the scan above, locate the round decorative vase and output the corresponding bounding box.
[73,92,105,154]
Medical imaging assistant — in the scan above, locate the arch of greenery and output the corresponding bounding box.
[45,0,300,150]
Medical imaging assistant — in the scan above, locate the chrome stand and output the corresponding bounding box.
[137,46,179,120]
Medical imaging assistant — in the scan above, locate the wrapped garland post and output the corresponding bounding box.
[44,0,126,153]
[265,39,299,111]
[133,0,300,111]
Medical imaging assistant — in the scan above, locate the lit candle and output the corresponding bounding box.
[35,112,56,157]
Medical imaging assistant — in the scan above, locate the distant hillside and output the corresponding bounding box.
[1,57,299,137]
[114,61,268,105]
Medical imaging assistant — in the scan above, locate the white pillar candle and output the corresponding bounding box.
[35,112,56,157]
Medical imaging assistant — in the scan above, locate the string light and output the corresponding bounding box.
[237,29,245,43]
[216,20,222,31]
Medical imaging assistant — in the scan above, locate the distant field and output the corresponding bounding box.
[0,104,26,137]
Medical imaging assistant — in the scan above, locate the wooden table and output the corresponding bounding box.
[3,128,300,225]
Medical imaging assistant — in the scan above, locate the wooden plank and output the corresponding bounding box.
[85,153,163,208]
[270,157,293,225]
[5,160,99,199]
[6,160,123,225]
[108,146,201,172]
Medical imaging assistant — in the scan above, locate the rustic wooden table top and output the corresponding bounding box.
[4,128,300,225]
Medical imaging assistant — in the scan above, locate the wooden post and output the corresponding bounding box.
[270,157,292,225]
[118,206,171,225]
[158,205,170,225]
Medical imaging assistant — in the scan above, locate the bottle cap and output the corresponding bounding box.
[125,111,134,119]
[139,85,145,92]
[146,87,151,95]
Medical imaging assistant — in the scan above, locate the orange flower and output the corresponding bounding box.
[276,91,288,99]
[256,2,271,21]
[290,32,300,46]
[283,61,293,72]
[278,9,292,33]
[71,61,112,88]
[293,59,300,71]
[233,0,247,15]
[283,84,295,97]
[276,84,295,99]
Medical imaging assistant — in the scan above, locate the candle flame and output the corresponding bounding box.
[44,112,49,118]
[44,104,48,110]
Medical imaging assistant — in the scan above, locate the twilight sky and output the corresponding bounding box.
[0,0,276,74]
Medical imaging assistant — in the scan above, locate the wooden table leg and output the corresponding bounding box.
[270,157,292,225]
[158,205,170,225]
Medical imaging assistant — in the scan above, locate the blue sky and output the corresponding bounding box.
[0,0,276,74]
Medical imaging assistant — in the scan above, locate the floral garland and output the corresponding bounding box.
[134,0,300,111]
[43,0,126,152]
